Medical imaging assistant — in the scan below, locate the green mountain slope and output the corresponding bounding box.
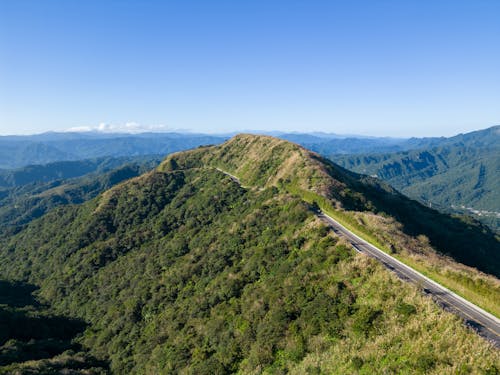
[334,126,500,230]
[0,135,498,373]
[0,157,161,236]
[161,134,500,277]
[0,281,108,374]
[0,157,156,188]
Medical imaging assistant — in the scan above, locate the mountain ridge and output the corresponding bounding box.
[0,134,499,373]
[159,134,500,277]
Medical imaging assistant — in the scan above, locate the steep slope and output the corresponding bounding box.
[0,157,161,236]
[161,134,500,277]
[0,157,155,188]
[334,126,500,230]
[0,135,499,373]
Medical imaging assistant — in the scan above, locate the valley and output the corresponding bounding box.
[330,126,500,231]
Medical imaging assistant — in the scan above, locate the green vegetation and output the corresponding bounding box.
[0,156,160,236]
[162,135,500,274]
[0,157,151,189]
[0,134,499,373]
[161,134,500,315]
[333,126,500,231]
[0,280,108,374]
[294,186,500,317]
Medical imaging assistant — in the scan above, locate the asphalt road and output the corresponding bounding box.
[319,212,500,348]
[216,168,241,185]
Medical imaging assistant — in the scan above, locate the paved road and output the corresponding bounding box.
[216,168,241,185]
[319,212,500,348]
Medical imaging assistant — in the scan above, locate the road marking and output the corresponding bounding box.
[320,212,500,346]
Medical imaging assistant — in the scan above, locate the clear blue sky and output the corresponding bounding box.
[1,0,499,137]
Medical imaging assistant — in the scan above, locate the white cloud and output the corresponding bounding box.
[65,126,94,132]
[65,122,172,134]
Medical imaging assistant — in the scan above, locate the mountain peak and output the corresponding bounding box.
[159,133,500,277]
[159,133,338,198]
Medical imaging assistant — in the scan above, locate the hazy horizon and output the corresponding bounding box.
[0,123,498,139]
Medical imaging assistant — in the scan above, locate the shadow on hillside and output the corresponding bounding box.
[316,155,500,278]
[0,280,108,370]
[0,280,40,308]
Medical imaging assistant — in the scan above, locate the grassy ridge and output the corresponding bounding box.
[162,134,500,317]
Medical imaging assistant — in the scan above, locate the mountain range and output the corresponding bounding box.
[0,135,498,373]
[0,129,455,170]
[330,126,500,231]
[3,127,497,234]
[0,133,227,169]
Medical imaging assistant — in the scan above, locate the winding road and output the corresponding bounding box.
[319,212,500,348]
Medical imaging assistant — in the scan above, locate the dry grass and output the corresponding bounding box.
[285,255,500,374]
[352,210,500,317]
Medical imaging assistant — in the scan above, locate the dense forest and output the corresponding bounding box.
[332,126,500,231]
[0,280,108,374]
[0,135,498,373]
[0,156,161,237]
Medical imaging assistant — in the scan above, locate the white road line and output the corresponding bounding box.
[320,212,500,342]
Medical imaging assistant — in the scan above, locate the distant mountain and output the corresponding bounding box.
[0,142,73,169]
[0,129,454,170]
[0,130,448,170]
[0,156,161,236]
[0,132,228,169]
[0,135,498,373]
[333,126,500,231]
[0,157,157,188]
[281,133,446,156]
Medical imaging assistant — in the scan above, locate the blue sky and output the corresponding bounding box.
[1,0,499,137]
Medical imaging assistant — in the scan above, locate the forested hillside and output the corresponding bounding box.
[0,157,154,188]
[161,134,500,277]
[333,126,500,231]
[0,280,108,374]
[0,157,161,236]
[0,135,498,373]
